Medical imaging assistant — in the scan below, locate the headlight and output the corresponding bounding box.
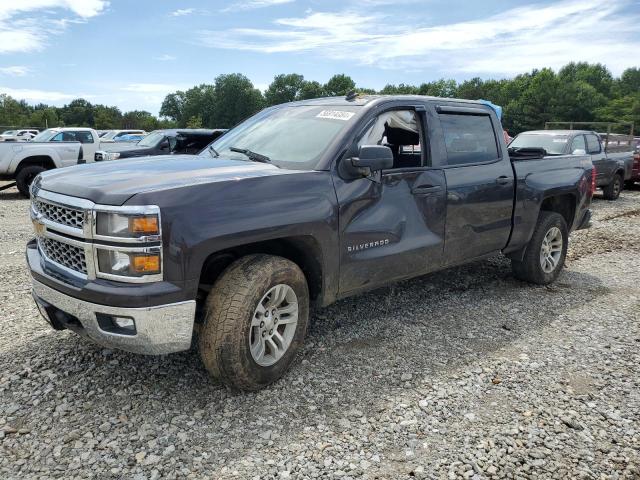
[96,212,160,238]
[97,249,161,277]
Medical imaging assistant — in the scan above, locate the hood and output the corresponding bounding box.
[98,142,149,154]
[37,155,292,205]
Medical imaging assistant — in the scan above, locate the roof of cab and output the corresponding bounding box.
[521,130,595,135]
[288,94,495,108]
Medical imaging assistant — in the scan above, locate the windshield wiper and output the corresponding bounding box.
[208,145,220,158]
[229,146,271,164]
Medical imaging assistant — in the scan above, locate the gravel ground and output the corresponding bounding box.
[0,185,639,479]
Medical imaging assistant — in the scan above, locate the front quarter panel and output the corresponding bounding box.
[128,171,340,304]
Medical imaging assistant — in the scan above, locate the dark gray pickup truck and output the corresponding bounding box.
[27,95,594,390]
[509,130,632,200]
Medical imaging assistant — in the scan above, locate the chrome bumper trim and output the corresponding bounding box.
[32,279,195,355]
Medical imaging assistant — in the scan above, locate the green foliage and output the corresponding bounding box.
[121,110,159,131]
[2,65,639,135]
[186,115,203,128]
[298,81,325,100]
[265,73,306,105]
[210,74,264,128]
[324,74,356,96]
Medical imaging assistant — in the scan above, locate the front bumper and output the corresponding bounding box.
[32,278,196,355]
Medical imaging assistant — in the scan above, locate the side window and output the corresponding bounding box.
[357,109,424,169]
[50,132,64,142]
[585,134,601,154]
[75,131,94,144]
[440,114,499,165]
[62,132,77,142]
[570,135,586,153]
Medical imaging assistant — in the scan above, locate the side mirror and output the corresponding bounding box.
[351,145,394,175]
[159,139,170,151]
[572,148,586,155]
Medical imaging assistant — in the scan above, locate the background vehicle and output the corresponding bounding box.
[100,129,147,142]
[95,129,227,161]
[114,134,146,143]
[627,150,640,187]
[0,129,39,142]
[28,95,593,391]
[0,128,106,196]
[510,129,632,200]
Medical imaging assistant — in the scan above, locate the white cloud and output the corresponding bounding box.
[201,0,640,76]
[154,54,176,61]
[0,0,109,19]
[0,0,109,54]
[222,0,295,12]
[0,86,90,103]
[0,66,29,76]
[170,8,196,17]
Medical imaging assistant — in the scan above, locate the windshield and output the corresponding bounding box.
[101,131,119,140]
[1,130,15,135]
[203,105,361,170]
[137,131,166,148]
[32,129,59,142]
[510,134,568,155]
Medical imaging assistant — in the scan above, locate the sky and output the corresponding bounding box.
[0,0,639,115]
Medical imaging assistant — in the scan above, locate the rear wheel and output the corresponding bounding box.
[198,254,309,391]
[602,174,623,200]
[511,211,568,285]
[16,165,46,198]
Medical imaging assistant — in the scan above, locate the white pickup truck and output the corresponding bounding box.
[0,127,105,197]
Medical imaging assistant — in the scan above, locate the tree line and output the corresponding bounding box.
[1,63,639,135]
[0,96,174,131]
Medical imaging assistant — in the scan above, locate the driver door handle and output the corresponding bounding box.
[496,176,512,185]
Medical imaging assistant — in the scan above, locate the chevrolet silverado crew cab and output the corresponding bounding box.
[27,95,594,390]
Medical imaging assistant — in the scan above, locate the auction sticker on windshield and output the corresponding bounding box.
[316,110,355,121]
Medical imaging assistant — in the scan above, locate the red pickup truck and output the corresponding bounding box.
[628,149,640,187]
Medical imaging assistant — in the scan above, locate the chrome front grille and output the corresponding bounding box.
[38,237,88,275]
[33,198,84,230]
[30,189,162,284]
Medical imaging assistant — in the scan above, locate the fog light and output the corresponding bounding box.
[96,313,137,335]
[114,317,135,330]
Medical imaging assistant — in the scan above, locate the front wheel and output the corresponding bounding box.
[511,211,568,285]
[602,174,623,200]
[198,254,309,391]
[16,165,46,198]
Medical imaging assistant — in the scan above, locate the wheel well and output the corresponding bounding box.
[540,193,576,228]
[197,236,324,309]
[16,156,55,174]
[615,169,625,179]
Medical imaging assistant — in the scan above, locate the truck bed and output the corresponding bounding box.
[506,152,593,253]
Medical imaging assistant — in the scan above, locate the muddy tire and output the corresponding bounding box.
[602,174,623,200]
[198,254,309,391]
[16,165,46,198]
[511,211,568,285]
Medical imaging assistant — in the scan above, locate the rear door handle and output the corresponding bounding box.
[496,176,512,185]
[411,185,442,195]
